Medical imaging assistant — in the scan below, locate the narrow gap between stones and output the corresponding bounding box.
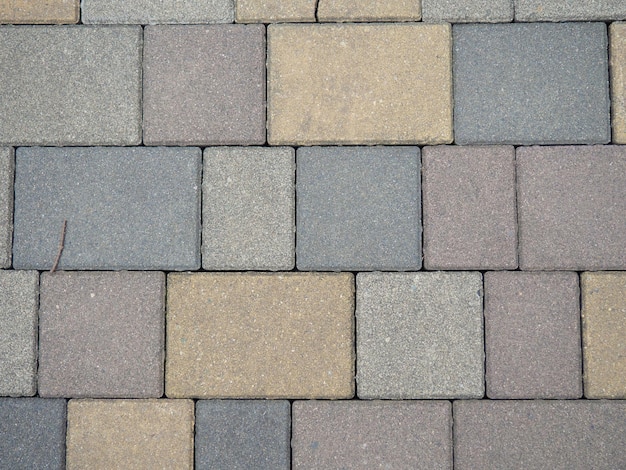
[450,399,455,469]
[577,271,585,399]
[314,0,320,22]
[512,145,521,272]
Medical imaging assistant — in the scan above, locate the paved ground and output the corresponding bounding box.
[0,1,625,469]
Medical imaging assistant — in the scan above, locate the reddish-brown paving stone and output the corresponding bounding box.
[0,0,78,24]
[611,23,626,143]
[317,0,421,21]
[236,0,316,22]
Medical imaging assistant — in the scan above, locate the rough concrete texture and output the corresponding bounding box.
[13,146,201,271]
[581,272,626,398]
[484,271,582,399]
[0,147,12,268]
[422,0,513,22]
[0,26,141,146]
[195,400,290,469]
[357,272,484,399]
[517,145,626,270]
[66,399,194,470]
[236,0,315,22]
[453,23,610,145]
[317,0,421,21]
[422,145,517,270]
[203,147,295,271]
[296,146,421,271]
[611,23,626,143]
[515,0,626,20]
[166,272,355,399]
[0,0,78,23]
[268,23,452,145]
[292,401,452,469]
[143,25,265,146]
[454,400,626,470]
[0,271,38,397]
[83,0,233,24]
[38,271,165,398]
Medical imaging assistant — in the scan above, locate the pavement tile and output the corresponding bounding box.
[143,25,265,146]
[484,271,582,399]
[517,145,626,270]
[453,23,610,145]
[236,0,316,22]
[422,145,517,270]
[296,146,421,271]
[356,272,484,399]
[38,271,165,398]
[611,23,626,143]
[292,400,452,469]
[515,0,626,21]
[422,0,513,22]
[0,0,78,23]
[195,400,290,469]
[317,0,421,21]
[66,399,194,470]
[202,147,295,271]
[0,147,12,268]
[581,272,626,398]
[13,146,201,271]
[166,272,354,399]
[83,0,233,24]
[454,400,626,470]
[0,26,141,146]
[267,23,452,145]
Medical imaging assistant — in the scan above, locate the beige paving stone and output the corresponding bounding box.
[611,23,626,143]
[318,0,421,21]
[0,0,78,24]
[166,272,355,399]
[236,0,316,22]
[268,23,453,145]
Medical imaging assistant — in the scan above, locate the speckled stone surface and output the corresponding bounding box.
[0,0,78,23]
[317,0,421,21]
[515,0,626,21]
[611,23,626,143]
[236,0,316,22]
[422,0,513,22]
[0,147,12,268]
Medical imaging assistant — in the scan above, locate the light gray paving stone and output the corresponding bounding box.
[0,147,13,268]
[422,0,513,22]
[515,0,626,21]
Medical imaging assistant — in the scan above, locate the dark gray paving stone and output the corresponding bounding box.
[292,400,452,470]
[454,400,626,470]
[515,0,626,21]
[0,147,12,268]
[143,25,265,145]
[38,271,165,398]
[296,146,421,271]
[517,145,626,270]
[422,0,513,22]
[453,23,610,145]
[195,400,290,470]
[13,146,201,271]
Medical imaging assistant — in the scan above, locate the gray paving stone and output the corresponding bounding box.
[356,272,484,399]
[454,400,626,470]
[0,147,12,268]
[422,0,513,22]
[453,23,610,145]
[517,145,626,270]
[515,0,626,21]
[0,26,141,146]
[296,147,421,271]
[202,147,295,270]
[13,146,201,271]
[195,400,290,470]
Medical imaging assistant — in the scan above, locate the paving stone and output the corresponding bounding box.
[317,0,421,21]
[38,271,165,398]
[296,146,421,271]
[195,400,290,469]
[83,0,233,24]
[236,0,316,22]
[515,0,626,21]
[0,0,78,23]
[166,272,354,399]
[454,400,626,470]
[611,23,626,143]
[422,145,517,270]
[422,0,513,22]
[202,147,295,271]
[453,23,610,145]
[0,147,12,268]
[268,23,453,145]
[13,146,201,271]
[0,26,141,146]
[517,145,626,270]
[356,272,484,399]
[143,25,265,146]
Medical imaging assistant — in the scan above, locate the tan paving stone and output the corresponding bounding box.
[0,0,78,24]
[611,23,626,143]
[236,0,316,22]
[268,23,453,145]
[318,0,421,21]
[166,272,355,399]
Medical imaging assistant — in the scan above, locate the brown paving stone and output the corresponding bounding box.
[236,0,316,22]
[317,0,421,21]
[0,0,78,24]
[611,23,626,143]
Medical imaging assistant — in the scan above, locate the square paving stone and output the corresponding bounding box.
[195,400,290,469]
[317,0,421,21]
[296,146,421,271]
[268,23,453,145]
[38,271,165,398]
[13,146,201,271]
[422,0,513,22]
[0,0,78,23]
[203,147,295,271]
[517,145,626,270]
[422,145,517,270]
[83,0,233,24]
[292,400,452,469]
[143,25,265,146]
[166,272,354,399]
[484,271,582,399]
[356,272,484,399]
[515,0,626,21]
[236,0,316,22]
[611,23,626,143]
[0,147,12,268]
[0,26,141,146]
[453,23,610,145]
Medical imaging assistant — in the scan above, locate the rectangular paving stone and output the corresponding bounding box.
[517,145,626,270]
[453,23,610,145]
[166,272,354,399]
[0,26,141,146]
[515,0,626,21]
[317,0,421,21]
[422,0,513,22]
[357,272,484,399]
[268,23,453,145]
[0,0,78,23]
[422,145,517,270]
[0,147,12,268]
[202,147,295,270]
[236,0,316,22]
[297,146,421,271]
[611,23,626,143]
[13,147,201,271]
[38,271,165,398]
[83,0,233,24]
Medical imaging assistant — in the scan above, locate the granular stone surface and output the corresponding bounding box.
[611,23,626,143]
[236,0,316,22]
[0,0,78,23]
[0,147,13,268]
[317,0,421,21]
[515,0,626,21]
[422,0,513,22]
